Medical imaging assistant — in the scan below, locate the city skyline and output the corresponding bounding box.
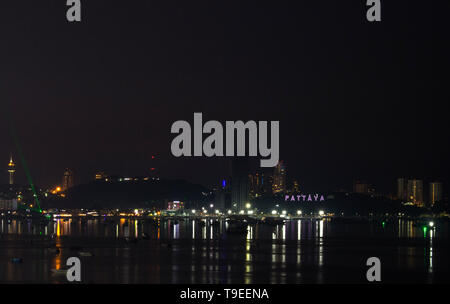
[2,153,446,205]
[1,1,448,195]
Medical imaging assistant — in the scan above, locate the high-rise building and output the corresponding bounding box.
[353,180,369,194]
[429,182,443,206]
[95,171,107,180]
[62,168,74,190]
[397,178,408,201]
[292,180,300,193]
[272,160,286,194]
[7,155,15,185]
[263,174,273,195]
[407,179,424,207]
[249,173,265,198]
[230,158,250,211]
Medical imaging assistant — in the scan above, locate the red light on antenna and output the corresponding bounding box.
[151,155,155,159]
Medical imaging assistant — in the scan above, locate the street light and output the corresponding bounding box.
[318,210,325,216]
[271,210,277,215]
[245,203,251,209]
[297,210,302,215]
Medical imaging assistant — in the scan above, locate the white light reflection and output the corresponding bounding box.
[134,220,138,239]
[297,220,302,241]
[246,226,253,240]
[174,222,179,239]
[319,219,324,238]
[429,229,434,273]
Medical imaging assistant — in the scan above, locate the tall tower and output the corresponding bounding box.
[7,155,15,185]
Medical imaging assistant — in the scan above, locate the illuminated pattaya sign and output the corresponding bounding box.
[285,194,325,202]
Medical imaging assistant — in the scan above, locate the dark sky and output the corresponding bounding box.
[0,1,448,194]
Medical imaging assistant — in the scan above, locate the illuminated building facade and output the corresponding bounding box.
[249,173,266,198]
[0,198,18,210]
[95,172,107,180]
[292,180,300,193]
[272,160,286,194]
[429,182,443,206]
[167,201,184,210]
[407,179,424,207]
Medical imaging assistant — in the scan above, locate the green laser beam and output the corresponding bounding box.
[10,128,42,212]
[3,102,42,213]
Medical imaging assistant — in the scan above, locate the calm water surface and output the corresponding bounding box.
[0,218,449,283]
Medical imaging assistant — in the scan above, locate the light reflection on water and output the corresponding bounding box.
[0,218,448,283]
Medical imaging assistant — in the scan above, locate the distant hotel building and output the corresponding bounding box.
[249,173,270,198]
[292,180,300,193]
[429,182,443,206]
[62,168,74,190]
[230,158,250,211]
[272,160,286,194]
[397,178,408,201]
[407,179,424,207]
[0,198,18,210]
[95,171,108,180]
[353,180,369,194]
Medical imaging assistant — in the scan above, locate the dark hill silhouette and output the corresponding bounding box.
[43,179,211,209]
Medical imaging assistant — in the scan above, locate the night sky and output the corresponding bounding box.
[0,1,448,194]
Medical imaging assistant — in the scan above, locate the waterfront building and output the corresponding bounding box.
[429,182,443,206]
[407,179,424,207]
